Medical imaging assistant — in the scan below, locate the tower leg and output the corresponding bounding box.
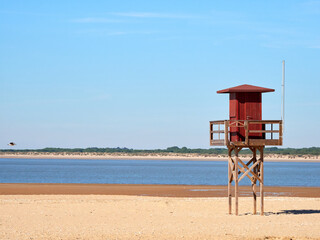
[226,146,264,216]
[228,147,232,215]
[235,147,239,216]
[259,147,264,216]
[252,147,257,215]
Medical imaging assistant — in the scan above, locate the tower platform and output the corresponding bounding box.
[210,120,282,147]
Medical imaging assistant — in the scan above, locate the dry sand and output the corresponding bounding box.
[1,195,320,240]
[1,184,320,239]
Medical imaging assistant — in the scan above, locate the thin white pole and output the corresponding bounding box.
[281,60,285,136]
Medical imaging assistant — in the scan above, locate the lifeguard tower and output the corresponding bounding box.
[210,84,283,215]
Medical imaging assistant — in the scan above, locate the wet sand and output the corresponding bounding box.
[1,183,320,198]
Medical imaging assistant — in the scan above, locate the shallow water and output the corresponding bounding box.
[0,158,319,186]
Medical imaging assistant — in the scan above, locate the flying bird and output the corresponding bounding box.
[8,142,16,146]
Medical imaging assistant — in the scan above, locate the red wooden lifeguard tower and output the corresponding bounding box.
[210,84,283,216]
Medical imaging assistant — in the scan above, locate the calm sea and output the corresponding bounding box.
[0,158,319,187]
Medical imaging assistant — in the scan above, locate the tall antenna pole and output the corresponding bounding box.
[281,60,285,135]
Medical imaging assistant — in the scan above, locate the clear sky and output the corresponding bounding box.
[1,0,319,149]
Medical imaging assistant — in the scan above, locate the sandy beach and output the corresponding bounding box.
[1,184,320,239]
[1,194,320,240]
[3,0,320,239]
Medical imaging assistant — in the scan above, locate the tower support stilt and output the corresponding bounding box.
[227,147,232,215]
[227,145,265,215]
[259,146,264,215]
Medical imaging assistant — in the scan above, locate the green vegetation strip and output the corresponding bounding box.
[1,147,320,156]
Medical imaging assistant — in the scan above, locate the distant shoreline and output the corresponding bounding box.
[0,152,319,162]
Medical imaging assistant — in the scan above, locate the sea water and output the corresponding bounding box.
[0,158,319,187]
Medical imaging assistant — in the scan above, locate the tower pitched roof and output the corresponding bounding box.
[217,84,275,94]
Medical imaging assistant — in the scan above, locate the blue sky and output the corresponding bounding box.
[0,0,319,149]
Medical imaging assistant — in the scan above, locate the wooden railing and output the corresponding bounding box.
[210,120,283,146]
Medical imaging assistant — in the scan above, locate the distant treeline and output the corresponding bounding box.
[1,146,320,156]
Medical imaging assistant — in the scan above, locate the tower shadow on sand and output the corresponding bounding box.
[264,209,320,215]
